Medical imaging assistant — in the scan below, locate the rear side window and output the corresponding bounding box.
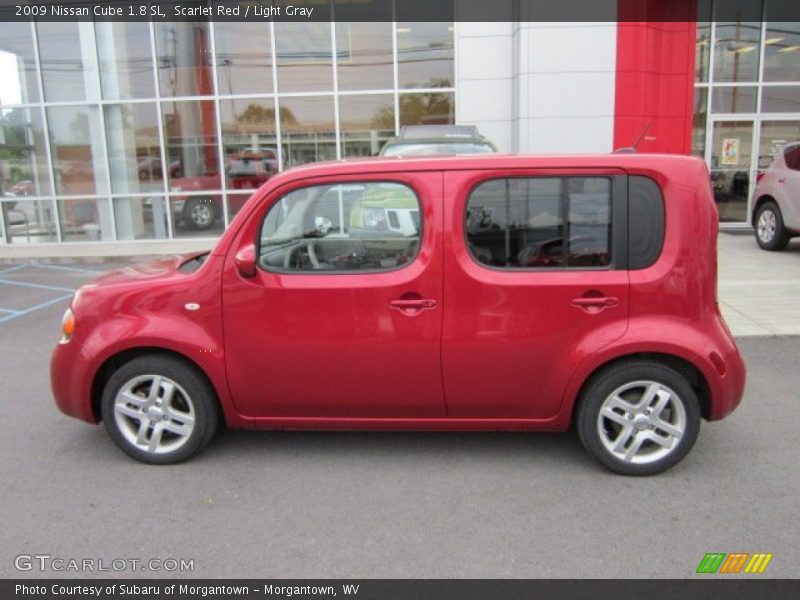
[259,182,421,272]
[628,176,665,270]
[785,145,800,171]
[466,177,612,268]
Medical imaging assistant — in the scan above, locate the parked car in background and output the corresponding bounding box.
[227,149,279,191]
[11,180,34,196]
[52,154,745,475]
[380,125,497,157]
[751,142,800,250]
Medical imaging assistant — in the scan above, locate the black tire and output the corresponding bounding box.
[576,361,701,476]
[182,197,216,231]
[101,355,220,464]
[754,201,790,251]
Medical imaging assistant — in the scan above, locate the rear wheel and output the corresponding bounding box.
[101,355,219,464]
[576,361,701,476]
[182,198,216,230]
[754,201,790,251]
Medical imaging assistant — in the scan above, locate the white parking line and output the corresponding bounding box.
[0,293,74,324]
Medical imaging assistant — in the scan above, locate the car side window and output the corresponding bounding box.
[466,177,612,268]
[259,182,421,272]
[784,145,800,171]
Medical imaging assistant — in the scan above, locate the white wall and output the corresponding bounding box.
[455,18,618,154]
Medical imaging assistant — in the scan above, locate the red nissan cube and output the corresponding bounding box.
[51,154,745,475]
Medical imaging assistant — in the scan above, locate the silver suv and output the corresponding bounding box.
[751,142,800,251]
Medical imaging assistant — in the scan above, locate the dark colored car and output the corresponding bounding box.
[380,125,497,157]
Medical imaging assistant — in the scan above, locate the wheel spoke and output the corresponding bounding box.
[606,394,637,414]
[653,418,683,440]
[147,423,165,453]
[624,432,646,462]
[638,382,660,409]
[643,430,674,449]
[115,404,144,421]
[120,391,147,408]
[135,420,151,446]
[599,406,629,427]
[649,389,671,418]
[147,376,163,405]
[159,380,177,406]
[612,425,635,453]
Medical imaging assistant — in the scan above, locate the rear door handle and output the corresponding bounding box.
[390,298,437,310]
[571,296,619,313]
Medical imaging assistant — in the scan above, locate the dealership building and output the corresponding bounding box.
[0,0,799,249]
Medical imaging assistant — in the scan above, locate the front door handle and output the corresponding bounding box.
[390,296,437,315]
[571,295,619,314]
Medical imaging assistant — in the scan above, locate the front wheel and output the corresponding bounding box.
[576,361,701,476]
[754,201,790,251]
[101,355,220,464]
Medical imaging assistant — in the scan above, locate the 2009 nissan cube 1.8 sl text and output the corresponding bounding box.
[51,154,746,475]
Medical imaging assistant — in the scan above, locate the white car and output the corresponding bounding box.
[751,142,800,250]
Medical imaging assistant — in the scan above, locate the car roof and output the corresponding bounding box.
[274,153,705,182]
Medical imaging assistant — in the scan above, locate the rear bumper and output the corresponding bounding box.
[701,321,746,421]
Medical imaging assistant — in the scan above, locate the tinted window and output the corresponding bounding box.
[628,176,665,270]
[259,182,421,272]
[466,177,612,269]
[785,145,800,171]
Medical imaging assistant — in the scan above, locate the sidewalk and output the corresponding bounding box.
[0,231,797,337]
[717,231,800,337]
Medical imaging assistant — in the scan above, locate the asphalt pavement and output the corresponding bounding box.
[0,261,798,579]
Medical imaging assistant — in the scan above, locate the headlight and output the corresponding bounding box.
[60,307,75,343]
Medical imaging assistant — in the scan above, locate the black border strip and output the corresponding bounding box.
[2,0,800,23]
[4,579,800,600]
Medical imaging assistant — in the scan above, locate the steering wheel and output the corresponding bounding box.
[283,240,321,270]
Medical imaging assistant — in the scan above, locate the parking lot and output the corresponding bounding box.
[1,255,799,579]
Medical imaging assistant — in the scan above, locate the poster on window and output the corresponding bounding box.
[721,138,740,165]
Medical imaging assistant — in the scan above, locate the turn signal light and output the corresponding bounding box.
[61,307,75,342]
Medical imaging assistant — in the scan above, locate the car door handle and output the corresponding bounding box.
[389,297,437,314]
[571,296,619,313]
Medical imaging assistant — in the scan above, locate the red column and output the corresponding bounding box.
[614,0,698,154]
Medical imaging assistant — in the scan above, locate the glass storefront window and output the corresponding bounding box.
[397,23,454,89]
[214,22,274,96]
[168,193,225,238]
[37,22,98,103]
[114,196,169,240]
[0,106,51,197]
[0,22,40,105]
[1,198,57,243]
[279,96,336,167]
[220,98,279,191]
[758,120,800,170]
[57,197,113,241]
[46,106,107,196]
[105,103,163,195]
[155,23,215,98]
[161,100,221,192]
[763,22,800,82]
[692,88,708,156]
[96,23,155,100]
[709,120,754,223]
[226,192,252,223]
[335,22,394,91]
[761,86,800,113]
[399,92,454,125]
[711,86,758,113]
[339,94,395,157]
[275,23,333,93]
[713,21,761,83]
[696,22,711,83]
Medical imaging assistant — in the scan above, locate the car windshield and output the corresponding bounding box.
[381,142,496,157]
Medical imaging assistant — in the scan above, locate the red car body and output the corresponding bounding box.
[51,154,745,469]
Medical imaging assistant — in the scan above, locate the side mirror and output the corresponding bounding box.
[234,244,257,278]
